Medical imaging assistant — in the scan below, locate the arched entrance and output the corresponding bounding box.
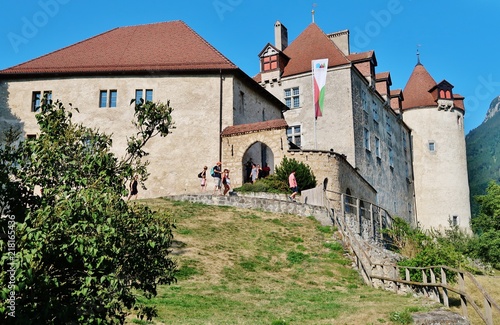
[242,141,275,183]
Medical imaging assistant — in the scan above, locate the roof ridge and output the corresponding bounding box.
[179,21,237,69]
[1,27,120,72]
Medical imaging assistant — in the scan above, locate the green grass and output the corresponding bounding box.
[126,198,440,324]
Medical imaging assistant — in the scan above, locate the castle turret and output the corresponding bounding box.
[402,59,471,233]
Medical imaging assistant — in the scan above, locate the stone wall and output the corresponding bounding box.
[164,192,333,226]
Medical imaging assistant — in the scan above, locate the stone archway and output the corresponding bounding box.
[221,120,288,188]
[242,141,275,183]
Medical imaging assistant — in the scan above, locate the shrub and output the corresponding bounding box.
[274,157,317,193]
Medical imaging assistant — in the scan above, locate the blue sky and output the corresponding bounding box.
[1,0,499,134]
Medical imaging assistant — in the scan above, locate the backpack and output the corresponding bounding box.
[210,166,216,177]
[198,172,203,178]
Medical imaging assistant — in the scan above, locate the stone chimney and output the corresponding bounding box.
[274,21,288,51]
[327,30,350,56]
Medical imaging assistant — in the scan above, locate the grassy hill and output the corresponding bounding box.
[125,198,441,325]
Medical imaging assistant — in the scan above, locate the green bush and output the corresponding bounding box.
[274,157,317,193]
[234,157,317,194]
[467,230,500,269]
[385,218,466,282]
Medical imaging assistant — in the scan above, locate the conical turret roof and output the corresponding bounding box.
[402,62,437,110]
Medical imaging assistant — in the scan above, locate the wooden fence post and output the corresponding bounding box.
[441,268,449,307]
[458,271,468,319]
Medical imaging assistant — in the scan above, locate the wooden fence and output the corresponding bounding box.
[325,190,500,325]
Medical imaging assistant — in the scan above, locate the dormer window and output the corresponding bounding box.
[262,55,278,71]
[258,44,289,76]
[439,89,452,99]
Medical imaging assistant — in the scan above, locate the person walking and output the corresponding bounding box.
[212,162,222,195]
[199,166,208,191]
[222,169,231,195]
[288,171,298,202]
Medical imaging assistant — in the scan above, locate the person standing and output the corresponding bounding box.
[200,166,208,191]
[212,162,222,195]
[245,158,253,183]
[288,171,298,202]
[127,175,139,201]
[222,169,231,195]
[250,163,259,183]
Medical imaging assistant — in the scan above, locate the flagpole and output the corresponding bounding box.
[313,68,317,150]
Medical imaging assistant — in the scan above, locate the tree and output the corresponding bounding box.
[274,156,317,192]
[472,181,500,233]
[468,181,500,268]
[0,98,177,324]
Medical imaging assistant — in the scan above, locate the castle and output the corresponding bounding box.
[0,20,471,232]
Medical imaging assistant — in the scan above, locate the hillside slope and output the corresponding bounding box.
[127,198,440,324]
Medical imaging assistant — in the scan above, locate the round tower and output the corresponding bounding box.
[402,59,471,233]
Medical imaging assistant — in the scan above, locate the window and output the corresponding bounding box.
[372,100,379,122]
[262,55,278,71]
[363,128,370,151]
[287,125,301,147]
[389,147,394,168]
[452,215,459,226]
[31,90,52,112]
[135,89,154,103]
[145,89,153,102]
[375,137,381,158]
[99,90,108,108]
[109,90,117,108]
[284,87,300,108]
[32,91,41,112]
[428,141,435,152]
[99,90,117,108]
[361,89,368,112]
[135,89,143,103]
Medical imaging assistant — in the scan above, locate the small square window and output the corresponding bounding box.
[429,141,435,152]
[287,125,301,147]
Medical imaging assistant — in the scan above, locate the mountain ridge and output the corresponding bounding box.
[466,95,500,215]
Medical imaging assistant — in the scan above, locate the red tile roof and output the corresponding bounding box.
[347,50,377,65]
[402,63,437,110]
[277,23,350,78]
[375,71,391,82]
[0,21,238,75]
[221,119,288,137]
[453,94,465,112]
